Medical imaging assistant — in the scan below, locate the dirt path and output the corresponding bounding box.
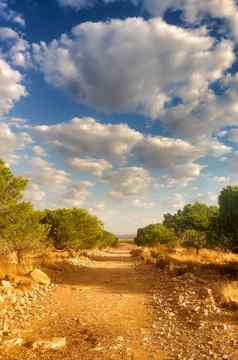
[1,245,166,359]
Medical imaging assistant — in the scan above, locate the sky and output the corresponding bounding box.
[1,0,238,234]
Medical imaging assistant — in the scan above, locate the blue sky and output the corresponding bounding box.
[1,0,238,234]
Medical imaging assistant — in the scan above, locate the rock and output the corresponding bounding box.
[156,257,169,269]
[168,261,189,276]
[3,337,26,347]
[179,272,196,281]
[7,252,18,265]
[198,287,213,300]
[1,280,13,290]
[32,337,66,351]
[30,269,51,285]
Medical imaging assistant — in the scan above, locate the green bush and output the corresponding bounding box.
[134,224,176,247]
[219,186,238,250]
[0,160,49,260]
[40,208,105,250]
[97,231,119,249]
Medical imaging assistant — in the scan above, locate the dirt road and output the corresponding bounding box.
[1,245,165,359]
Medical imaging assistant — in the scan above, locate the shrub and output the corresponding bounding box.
[98,231,118,248]
[0,160,49,261]
[134,224,177,247]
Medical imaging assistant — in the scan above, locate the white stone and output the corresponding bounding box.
[32,337,66,351]
[30,269,51,285]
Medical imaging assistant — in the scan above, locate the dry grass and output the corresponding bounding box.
[168,247,238,266]
[219,281,238,307]
[0,260,34,279]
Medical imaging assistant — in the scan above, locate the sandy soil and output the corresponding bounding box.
[0,245,166,359]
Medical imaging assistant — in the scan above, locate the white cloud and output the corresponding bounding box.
[67,157,112,176]
[24,157,71,188]
[57,0,136,10]
[9,38,31,68]
[0,57,27,115]
[32,116,216,183]
[33,17,234,118]
[161,83,238,140]
[24,183,46,205]
[105,167,153,198]
[225,128,238,143]
[132,135,200,169]
[0,27,31,68]
[57,0,96,9]
[169,163,206,184]
[143,0,238,40]
[0,1,25,27]
[132,198,155,209]
[0,122,32,164]
[213,176,230,185]
[0,27,18,40]
[63,181,94,207]
[166,193,185,211]
[22,156,95,209]
[33,116,142,160]
[32,145,47,157]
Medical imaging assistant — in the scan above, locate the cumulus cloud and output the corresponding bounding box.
[22,157,93,208]
[0,122,32,164]
[105,167,153,198]
[166,193,186,211]
[24,157,71,188]
[161,81,238,140]
[132,136,200,169]
[57,0,96,9]
[57,0,238,41]
[0,27,18,40]
[33,17,234,118]
[223,128,238,143]
[9,38,31,68]
[33,117,142,160]
[169,163,206,184]
[32,145,47,157]
[0,57,27,114]
[132,198,155,209]
[213,176,231,185]
[24,183,46,205]
[0,27,31,68]
[143,0,238,40]
[0,1,25,27]
[32,116,224,183]
[57,0,138,10]
[67,157,112,176]
[63,181,94,207]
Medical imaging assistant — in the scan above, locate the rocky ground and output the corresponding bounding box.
[0,245,237,359]
[152,267,238,359]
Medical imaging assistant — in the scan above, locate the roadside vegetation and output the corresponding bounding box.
[135,187,238,253]
[0,159,118,263]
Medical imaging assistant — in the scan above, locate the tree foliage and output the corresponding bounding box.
[0,160,49,259]
[134,224,176,247]
[40,208,117,250]
[0,160,28,210]
[98,231,118,249]
[163,202,220,251]
[0,203,49,257]
[0,160,118,257]
[219,186,238,250]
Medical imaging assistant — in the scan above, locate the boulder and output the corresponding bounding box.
[32,337,66,351]
[30,269,51,285]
